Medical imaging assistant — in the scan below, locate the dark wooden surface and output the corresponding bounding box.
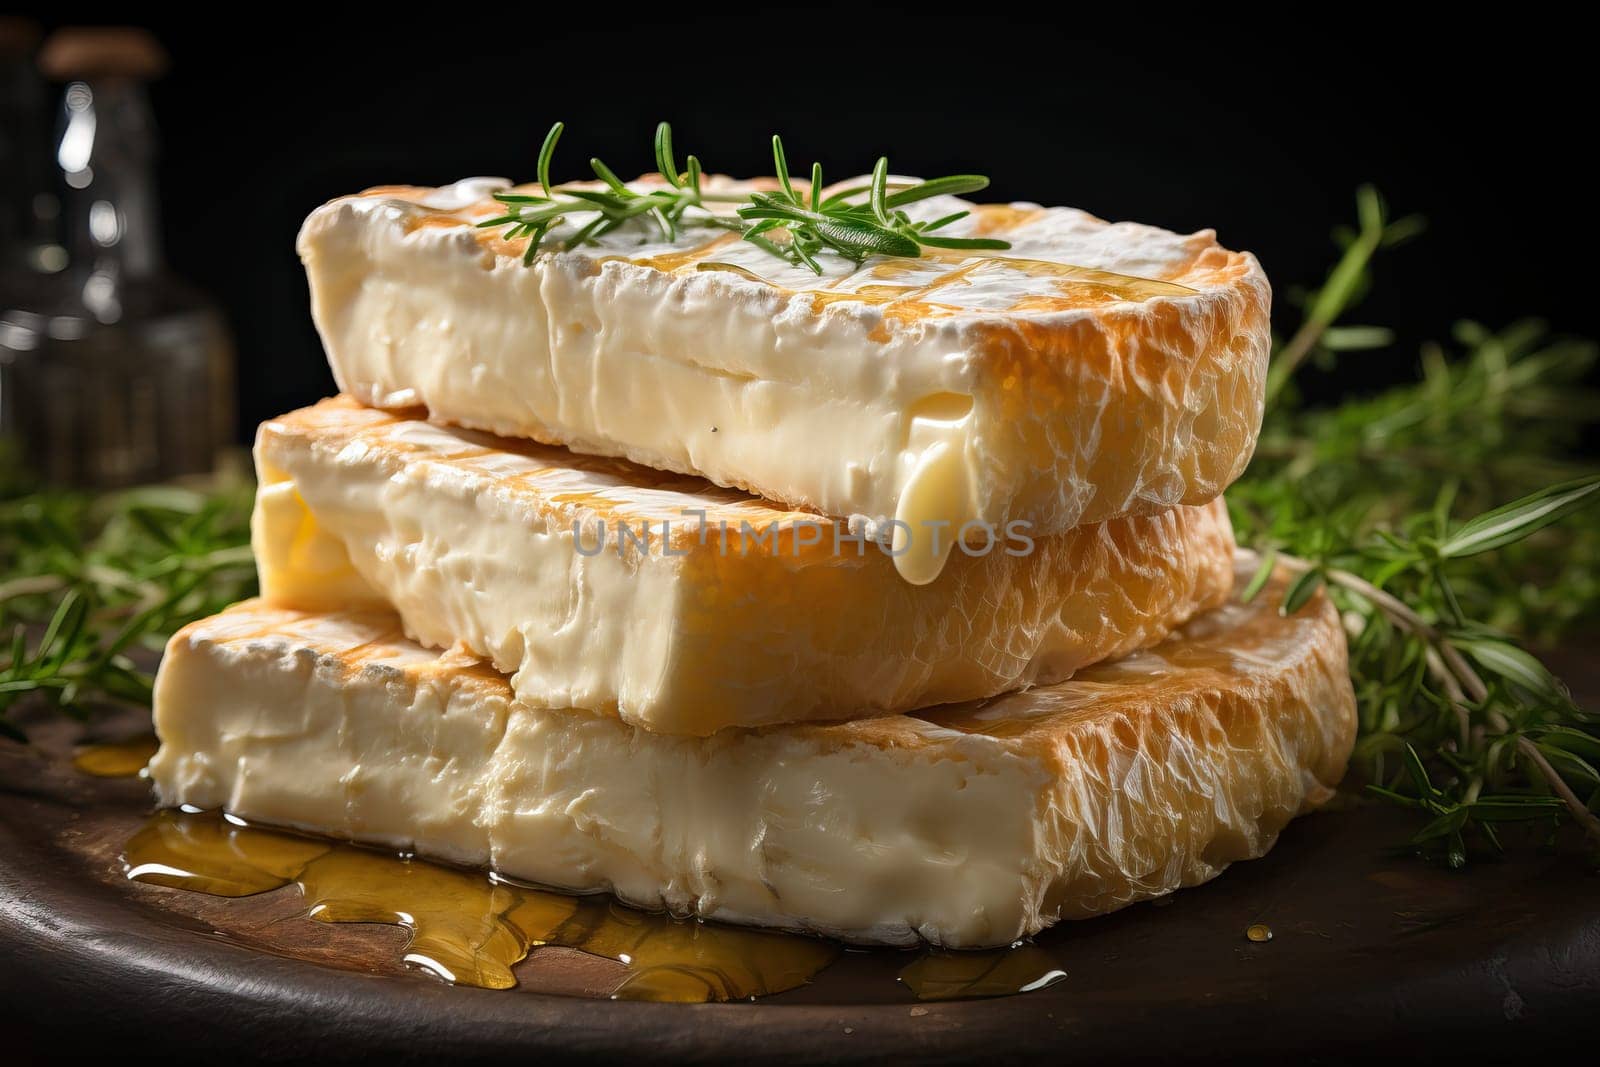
[2,696,1597,1064]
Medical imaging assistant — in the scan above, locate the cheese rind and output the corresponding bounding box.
[298,177,1270,580]
[254,396,1238,735]
[149,559,1356,948]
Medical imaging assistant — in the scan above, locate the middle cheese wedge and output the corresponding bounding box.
[254,396,1238,735]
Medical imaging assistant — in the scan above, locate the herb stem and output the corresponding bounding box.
[1517,736,1600,845]
[83,563,164,602]
[1282,553,1479,747]
[0,574,65,603]
[1422,646,1474,748]
[1268,320,1328,404]
[1264,185,1423,403]
[1281,554,1483,690]
[1278,550,1600,847]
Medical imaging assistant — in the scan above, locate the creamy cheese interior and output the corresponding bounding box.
[253,397,1239,735]
[299,177,1271,584]
[149,559,1356,948]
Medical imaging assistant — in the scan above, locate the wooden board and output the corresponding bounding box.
[2,699,1596,1063]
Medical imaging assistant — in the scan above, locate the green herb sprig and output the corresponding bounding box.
[0,478,256,740]
[1234,187,1600,863]
[476,122,1010,272]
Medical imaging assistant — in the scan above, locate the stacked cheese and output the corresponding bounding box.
[150,177,1357,948]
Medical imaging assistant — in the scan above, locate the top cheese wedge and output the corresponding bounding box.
[255,396,1236,736]
[299,176,1271,584]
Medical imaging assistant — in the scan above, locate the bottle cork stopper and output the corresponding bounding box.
[38,27,168,81]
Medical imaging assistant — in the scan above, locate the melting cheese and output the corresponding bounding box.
[253,397,1238,734]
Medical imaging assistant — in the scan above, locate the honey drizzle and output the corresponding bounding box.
[403,213,475,235]
[800,252,1192,333]
[624,232,741,273]
[967,204,1049,236]
[72,736,159,778]
[123,811,838,1000]
[122,811,1073,1004]
[996,257,1197,298]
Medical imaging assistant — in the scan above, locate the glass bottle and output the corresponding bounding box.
[1,17,48,271]
[0,28,234,487]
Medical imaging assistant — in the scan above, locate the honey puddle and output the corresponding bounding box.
[72,736,159,778]
[899,946,1068,1000]
[122,811,1071,1003]
[124,811,836,1001]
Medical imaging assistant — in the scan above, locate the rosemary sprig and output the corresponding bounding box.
[476,122,1010,273]
[0,476,256,739]
[1242,478,1600,860]
[1234,188,1600,864]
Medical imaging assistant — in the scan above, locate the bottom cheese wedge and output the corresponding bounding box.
[149,558,1356,948]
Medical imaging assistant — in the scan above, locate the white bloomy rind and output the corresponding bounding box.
[298,177,1271,583]
[150,558,1355,948]
[252,398,1240,736]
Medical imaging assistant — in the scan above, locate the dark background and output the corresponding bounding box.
[8,13,1597,440]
